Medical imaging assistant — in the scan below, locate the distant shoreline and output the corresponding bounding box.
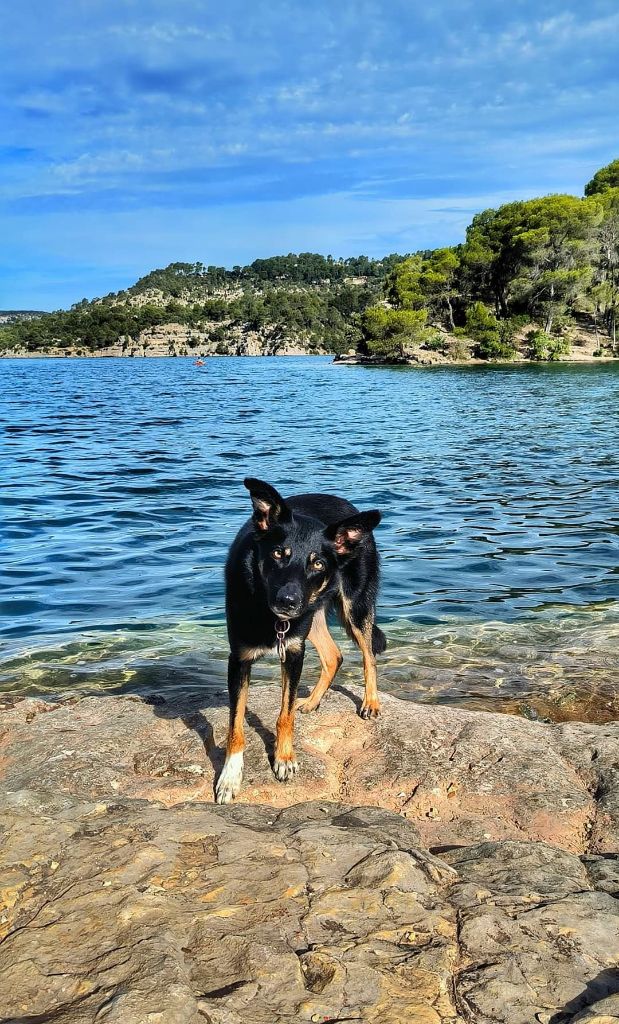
[2,350,618,366]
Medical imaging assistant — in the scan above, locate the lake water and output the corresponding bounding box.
[2,356,618,722]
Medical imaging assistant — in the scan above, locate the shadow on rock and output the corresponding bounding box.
[245,707,276,765]
[112,658,229,780]
[549,968,619,1023]
[331,682,363,714]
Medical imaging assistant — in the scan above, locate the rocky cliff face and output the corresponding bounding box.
[5,321,327,358]
[135,321,327,356]
[1,686,618,1022]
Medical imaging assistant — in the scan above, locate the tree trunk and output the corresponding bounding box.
[446,296,455,332]
[544,282,555,333]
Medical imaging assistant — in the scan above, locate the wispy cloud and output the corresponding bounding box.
[1,0,618,307]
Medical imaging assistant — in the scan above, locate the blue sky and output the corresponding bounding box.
[1,1,618,310]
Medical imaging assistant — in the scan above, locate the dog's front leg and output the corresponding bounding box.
[273,641,305,781]
[215,655,251,804]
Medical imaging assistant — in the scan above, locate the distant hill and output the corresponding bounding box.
[0,253,405,357]
[1,158,618,361]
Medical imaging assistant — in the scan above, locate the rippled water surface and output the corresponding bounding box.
[2,356,618,722]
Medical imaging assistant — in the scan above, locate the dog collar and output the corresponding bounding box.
[275,618,291,661]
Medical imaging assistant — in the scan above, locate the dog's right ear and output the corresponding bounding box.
[244,478,292,532]
[324,509,381,555]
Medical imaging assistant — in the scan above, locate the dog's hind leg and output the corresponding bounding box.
[215,655,251,804]
[273,642,305,781]
[341,595,381,720]
[352,617,381,719]
[298,607,342,714]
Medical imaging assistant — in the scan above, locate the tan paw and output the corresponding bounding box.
[273,756,299,781]
[297,695,321,714]
[360,700,380,720]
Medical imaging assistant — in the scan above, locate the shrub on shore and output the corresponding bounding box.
[526,330,572,361]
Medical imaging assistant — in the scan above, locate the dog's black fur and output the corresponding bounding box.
[215,477,385,803]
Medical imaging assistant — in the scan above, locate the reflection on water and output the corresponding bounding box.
[1,356,618,723]
[1,607,617,723]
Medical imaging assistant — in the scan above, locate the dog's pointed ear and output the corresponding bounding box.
[324,509,381,556]
[244,478,292,532]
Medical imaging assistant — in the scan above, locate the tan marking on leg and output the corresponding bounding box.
[275,711,294,759]
[351,621,380,718]
[340,595,380,719]
[298,607,343,713]
[226,668,249,757]
[274,664,298,780]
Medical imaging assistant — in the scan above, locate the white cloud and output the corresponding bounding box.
[1,0,618,306]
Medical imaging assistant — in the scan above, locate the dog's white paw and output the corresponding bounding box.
[273,757,298,782]
[215,752,244,804]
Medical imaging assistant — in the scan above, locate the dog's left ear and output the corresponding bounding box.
[244,477,292,532]
[324,509,381,555]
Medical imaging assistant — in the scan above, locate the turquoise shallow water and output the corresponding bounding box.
[1,356,618,721]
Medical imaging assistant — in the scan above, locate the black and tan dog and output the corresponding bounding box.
[215,477,386,804]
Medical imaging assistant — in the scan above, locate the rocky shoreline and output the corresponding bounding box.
[0,338,325,360]
[1,685,618,1022]
[334,320,619,367]
[0,316,329,358]
[334,351,619,368]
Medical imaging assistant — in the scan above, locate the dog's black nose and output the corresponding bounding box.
[275,584,302,614]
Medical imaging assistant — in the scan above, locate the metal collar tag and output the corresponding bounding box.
[275,618,291,661]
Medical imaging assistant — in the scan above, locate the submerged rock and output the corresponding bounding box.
[0,686,618,1022]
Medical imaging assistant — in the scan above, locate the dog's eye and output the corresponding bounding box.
[313,559,325,572]
[272,548,283,560]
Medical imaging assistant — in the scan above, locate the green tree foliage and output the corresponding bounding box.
[585,159,619,196]
[361,306,430,358]
[129,252,407,296]
[513,195,599,332]
[362,247,460,358]
[464,302,515,360]
[1,303,172,353]
[384,256,426,309]
[460,202,526,316]
[419,247,460,329]
[1,265,387,355]
[526,329,572,361]
[383,248,460,326]
[355,168,619,360]
[459,195,596,326]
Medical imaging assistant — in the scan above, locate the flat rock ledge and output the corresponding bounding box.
[1,686,618,1023]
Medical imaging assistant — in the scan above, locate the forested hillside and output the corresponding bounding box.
[356,158,619,363]
[1,253,404,357]
[2,158,618,360]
